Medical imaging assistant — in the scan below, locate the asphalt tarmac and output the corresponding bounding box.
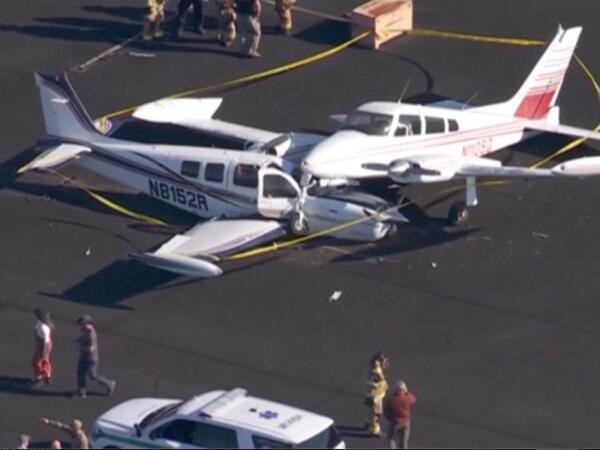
[2,0,600,447]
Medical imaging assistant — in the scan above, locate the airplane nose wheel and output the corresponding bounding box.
[447,200,469,226]
[289,212,309,235]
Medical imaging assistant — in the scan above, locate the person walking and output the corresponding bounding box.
[237,0,262,58]
[365,352,389,436]
[384,381,417,449]
[143,0,166,41]
[31,309,53,387]
[274,0,295,35]
[216,0,237,47]
[74,315,116,399]
[40,417,89,449]
[174,0,205,37]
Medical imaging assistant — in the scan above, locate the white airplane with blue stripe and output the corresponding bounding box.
[301,26,600,225]
[19,72,407,277]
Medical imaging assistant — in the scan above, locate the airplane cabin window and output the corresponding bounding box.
[205,163,225,183]
[263,174,297,198]
[341,111,394,136]
[181,161,200,178]
[397,115,421,136]
[425,117,445,134]
[448,119,459,132]
[233,164,259,188]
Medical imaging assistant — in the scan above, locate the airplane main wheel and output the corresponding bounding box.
[447,200,469,226]
[290,213,309,235]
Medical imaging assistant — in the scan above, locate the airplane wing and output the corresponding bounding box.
[129,219,287,277]
[456,156,600,178]
[525,121,600,140]
[364,155,600,182]
[133,98,281,146]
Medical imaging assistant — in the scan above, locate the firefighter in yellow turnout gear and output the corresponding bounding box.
[365,352,389,436]
[144,0,166,40]
[216,0,237,47]
[274,0,295,35]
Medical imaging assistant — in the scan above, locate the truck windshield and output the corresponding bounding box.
[139,402,183,429]
[341,111,393,136]
[296,425,342,449]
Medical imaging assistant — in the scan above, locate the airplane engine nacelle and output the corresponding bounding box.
[301,193,408,242]
[388,159,457,184]
[390,170,456,184]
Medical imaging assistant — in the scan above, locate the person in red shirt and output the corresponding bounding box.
[384,380,416,449]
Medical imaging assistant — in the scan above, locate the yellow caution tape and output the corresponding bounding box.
[411,28,545,47]
[46,169,168,227]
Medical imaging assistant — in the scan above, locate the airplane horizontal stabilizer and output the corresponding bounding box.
[525,121,600,140]
[18,143,91,174]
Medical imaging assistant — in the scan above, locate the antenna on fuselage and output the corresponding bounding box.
[398,79,411,104]
[463,91,479,109]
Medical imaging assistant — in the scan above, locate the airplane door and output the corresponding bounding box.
[257,168,301,219]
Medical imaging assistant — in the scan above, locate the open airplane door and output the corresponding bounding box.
[257,168,301,219]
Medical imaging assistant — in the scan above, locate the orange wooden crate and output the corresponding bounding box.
[351,0,413,49]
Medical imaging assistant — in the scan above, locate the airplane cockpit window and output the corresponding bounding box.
[396,115,421,136]
[233,164,259,188]
[181,161,200,178]
[205,163,225,183]
[448,119,459,132]
[425,117,445,134]
[341,111,394,136]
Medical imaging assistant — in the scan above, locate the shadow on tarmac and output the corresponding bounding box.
[337,424,375,439]
[288,19,352,45]
[0,376,72,397]
[39,260,180,309]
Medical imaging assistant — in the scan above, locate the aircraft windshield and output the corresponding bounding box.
[341,111,393,136]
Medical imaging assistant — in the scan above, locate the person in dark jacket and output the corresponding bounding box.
[384,380,416,449]
[173,0,205,38]
[73,315,116,399]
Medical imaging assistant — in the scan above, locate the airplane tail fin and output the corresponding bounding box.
[35,72,101,141]
[508,25,582,120]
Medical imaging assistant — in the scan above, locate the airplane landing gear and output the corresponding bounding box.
[447,200,469,226]
[448,177,477,226]
[289,212,309,235]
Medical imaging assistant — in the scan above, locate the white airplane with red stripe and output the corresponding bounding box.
[301,26,600,224]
